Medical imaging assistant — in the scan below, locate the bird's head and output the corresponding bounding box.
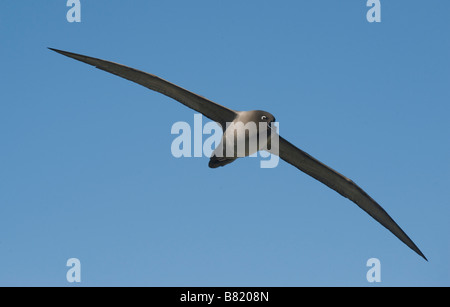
[254,110,276,130]
[255,110,275,127]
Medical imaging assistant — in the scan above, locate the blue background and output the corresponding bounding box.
[0,0,449,286]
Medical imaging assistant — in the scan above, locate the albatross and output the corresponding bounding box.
[49,47,427,261]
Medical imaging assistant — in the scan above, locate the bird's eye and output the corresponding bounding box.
[261,115,267,120]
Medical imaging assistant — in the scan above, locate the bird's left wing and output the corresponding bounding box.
[270,134,427,260]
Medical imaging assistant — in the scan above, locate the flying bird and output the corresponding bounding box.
[49,48,427,261]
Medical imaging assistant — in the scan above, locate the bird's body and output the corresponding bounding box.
[210,110,275,168]
[49,48,427,261]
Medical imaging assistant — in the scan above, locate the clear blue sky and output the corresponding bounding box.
[0,1,449,286]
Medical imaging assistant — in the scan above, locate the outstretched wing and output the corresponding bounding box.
[49,48,237,129]
[271,135,427,260]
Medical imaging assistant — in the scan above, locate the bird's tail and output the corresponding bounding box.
[208,155,236,168]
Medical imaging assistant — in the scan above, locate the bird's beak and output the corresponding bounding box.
[268,121,277,133]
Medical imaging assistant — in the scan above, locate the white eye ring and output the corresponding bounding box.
[261,115,267,120]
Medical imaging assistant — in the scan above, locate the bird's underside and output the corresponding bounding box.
[49,47,427,261]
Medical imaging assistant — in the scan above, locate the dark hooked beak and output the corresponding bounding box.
[268,120,277,132]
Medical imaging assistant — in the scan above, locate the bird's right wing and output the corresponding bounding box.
[270,134,427,260]
[49,48,238,129]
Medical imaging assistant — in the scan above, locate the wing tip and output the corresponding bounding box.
[408,240,428,261]
[417,249,428,262]
[48,47,65,55]
[47,47,80,58]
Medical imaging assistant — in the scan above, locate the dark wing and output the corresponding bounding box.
[49,48,237,129]
[271,135,427,260]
